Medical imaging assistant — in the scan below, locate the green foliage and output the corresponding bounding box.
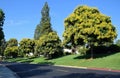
[0,29,4,45]
[34,24,41,40]
[34,2,53,40]
[6,38,18,47]
[0,9,5,27]
[63,5,117,46]
[63,5,117,58]
[35,32,63,59]
[116,39,120,47]
[4,46,18,58]
[4,38,18,58]
[78,46,88,55]
[19,38,35,57]
[0,39,6,56]
[0,9,5,45]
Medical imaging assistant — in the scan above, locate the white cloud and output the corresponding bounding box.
[5,19,29,26]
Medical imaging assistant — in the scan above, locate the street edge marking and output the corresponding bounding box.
[54,65,87,69]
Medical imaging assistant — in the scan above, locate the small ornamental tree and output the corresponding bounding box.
[35,32,63,59]
[4,38,18,58]
[19,38,35,57]
[4,46,18,58]
[63,5,117,58]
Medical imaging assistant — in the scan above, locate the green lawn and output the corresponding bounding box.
[5,52,120,70]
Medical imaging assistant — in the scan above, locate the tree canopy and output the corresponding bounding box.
[19,38,35,57]
[34,2,53,40]
[4,46,18,58]
[63,5,117,47]
[6,38,18,47]
[4,38,18,58]
[116,39,120,47]
[35,31,63,59]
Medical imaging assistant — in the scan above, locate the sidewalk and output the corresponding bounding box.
[0,65,19,78]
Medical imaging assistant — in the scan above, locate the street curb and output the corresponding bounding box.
[54,65,120,73]
[54,65,87,69]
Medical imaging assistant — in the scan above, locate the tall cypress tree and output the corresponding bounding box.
[34,2,53,40]
[0,9,5,45]
[0,9,5,57]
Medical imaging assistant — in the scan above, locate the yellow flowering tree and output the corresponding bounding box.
[63,5,117,58]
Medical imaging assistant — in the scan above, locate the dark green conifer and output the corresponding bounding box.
[34,2,53,40]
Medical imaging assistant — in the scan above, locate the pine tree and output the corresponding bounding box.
[34,2,53,40]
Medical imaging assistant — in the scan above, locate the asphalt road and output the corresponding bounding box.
[1,62,120,78]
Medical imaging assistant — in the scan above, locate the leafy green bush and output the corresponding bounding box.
[19,38,35,57]
[4,46,18,58]
[78,46,88,55]
[35,32,63,59]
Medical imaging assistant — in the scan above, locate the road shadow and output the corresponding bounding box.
[54,73,120,78]
[6,63,53,78]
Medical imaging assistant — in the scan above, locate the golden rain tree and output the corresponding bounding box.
[63,5,117,58]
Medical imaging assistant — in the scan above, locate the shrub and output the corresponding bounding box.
[78,46,88,55]
[36,32,63,59]
[4,46,18,58]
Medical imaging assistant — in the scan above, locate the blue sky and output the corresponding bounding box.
[0,0,120,42]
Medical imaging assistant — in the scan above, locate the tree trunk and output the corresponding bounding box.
[90,44,94,59]
[72,46,76,54]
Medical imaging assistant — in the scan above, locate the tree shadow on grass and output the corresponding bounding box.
[20,59,34,63]
[74,54,91,59]
[38,61,55,65]
[10,58,34,63]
